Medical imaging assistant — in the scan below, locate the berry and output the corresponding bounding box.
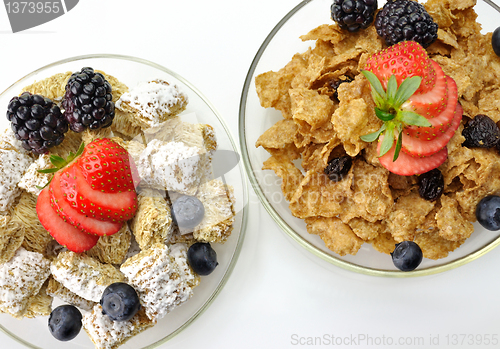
[492,27,500,57]
[329,76,353,101]
[61,164,137,222]
[62,67,115,133]
[391,241,423,271]
[50,170,123,236]
[324,155,352,181]
[462,114,500,148]
[36,187,99,252]
[374,0,438,48]
[187,242,218,276]
[100,282,141,322]
[172,196,205,231]
[77,138,139,193]
[6,92,68,154]
[48,305,82,341]
[331,0,378,32]
[476,195,500,231]
[417,168,444,201]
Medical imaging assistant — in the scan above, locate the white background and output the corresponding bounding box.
[1,1,500,348]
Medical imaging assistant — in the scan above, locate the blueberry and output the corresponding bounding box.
[48,305,82,341]
[391,241,423,271]
[172,196,205,231]
[492,27,500,57]
[100,282,141,322]
[476,195,500,231]
[187,242,218,276]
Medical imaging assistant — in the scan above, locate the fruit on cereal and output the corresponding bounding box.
[100,282,141,322]
[417,168,444,202]
[172,195,205,231]
[187,242,218,276]
[61,163,138,222]
[62,67,115,133]
[476,195,500,231]
[50,170,123,236]
[330,0,377,32]
[36,187,99,252]
[462,114,500,149]
[374,0,438,48]
[492,27,500,57]
[330,75,353,101]
[324,155,352,181]
[7,92,69,154]
[391,241,423,271]
[77,138,139,193]
[48,305,83,341]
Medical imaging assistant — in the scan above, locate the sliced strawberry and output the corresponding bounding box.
[402,103,462,157]
[364,41,435,95]
[378,138,448,176]
[36,187,99,253]
[50,171,123,236]
[403,76,458,141]
[405,61,450,118]
[61,164,137,222]
[77,138,139,193]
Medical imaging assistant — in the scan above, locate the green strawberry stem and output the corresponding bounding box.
[360,70,432,161]
[36,142,85,189]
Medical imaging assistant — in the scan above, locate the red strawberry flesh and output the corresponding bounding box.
[36,187,99,253]
[61,164,137,222]
[50,170,123,236]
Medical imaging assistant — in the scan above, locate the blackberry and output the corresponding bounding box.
[6,92,68,154]
[331,0,378,32]
[374,0,438,48]
[417,168,443,202]
[462,114,500,149]
[324,155,352,182]
[62,67,115,133]
[329,75,353,101]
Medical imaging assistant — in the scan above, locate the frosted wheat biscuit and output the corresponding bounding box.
[137,139,205,195]
[50,251,125,302]
[86,224,132,265]
[12,191,54,256]
[190,179,236,244]
[46,277,95,311]
[169,243,200,288]
[0,248,51,318]
[130,188,173,250]
[110,109,143,139]
[117,79,188,128]
[83,304,154,349]
[120,243,193,322]
[0,215,25,264]
[0,140,33,213]
[18,154,52,196]
[23,281,53,318]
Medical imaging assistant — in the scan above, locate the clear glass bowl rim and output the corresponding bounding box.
[0,53,249,348]
[239,0,500,278]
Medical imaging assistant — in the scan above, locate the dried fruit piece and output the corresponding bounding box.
[462,114,500,148]
[324,155,352,181]
[417,168,444,202]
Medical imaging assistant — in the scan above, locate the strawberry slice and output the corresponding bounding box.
[50,171,123,236]
[364,41,436,95]
[403,76,458,141]
[402,103,462,157]
[406,60,448,111]
[76,138,139,193]
[36,187,99,253]
[378,137,448,176]
[61,164,137,222]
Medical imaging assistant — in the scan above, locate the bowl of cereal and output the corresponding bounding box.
[0,54,248,348]
[240,0,500,276]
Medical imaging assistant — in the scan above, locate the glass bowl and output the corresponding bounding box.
[0,54,248,348]
[240,0,500,277]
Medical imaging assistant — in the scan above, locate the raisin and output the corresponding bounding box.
[462,114,500,148]
[418,168,444,201]
[329,76,353,101]
[324,156,352,182]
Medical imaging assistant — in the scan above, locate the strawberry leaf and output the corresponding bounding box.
[393,76,422,107]
[393,129,403,162]
[399,110,432,127]
[360,124,387,142]
[361,70,386,101]
[49,155,67,168]
[375,108,395,121]
[37,168,60,174]
[386,75,398,103]
[379,127,395,158]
